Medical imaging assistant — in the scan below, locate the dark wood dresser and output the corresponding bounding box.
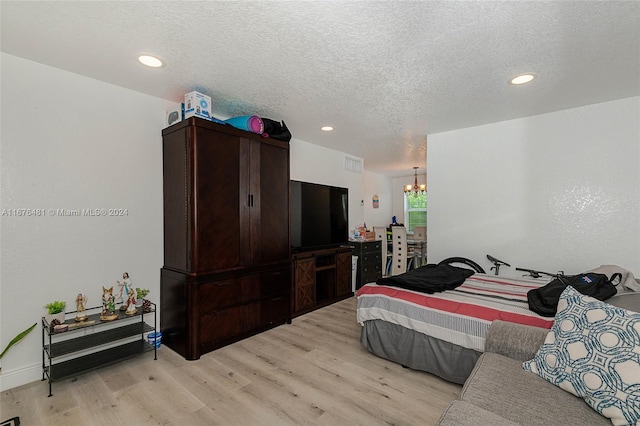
[349,240,383,290]
[160,117,291,360]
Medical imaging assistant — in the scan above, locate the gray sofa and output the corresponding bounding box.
[437,292,640,425]
[436,320,610,425]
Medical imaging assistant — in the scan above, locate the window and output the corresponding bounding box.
[404,192,427,234]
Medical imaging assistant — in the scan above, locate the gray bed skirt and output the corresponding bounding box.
[360,320,481,385]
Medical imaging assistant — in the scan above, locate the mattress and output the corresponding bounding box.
[356,273,554,352]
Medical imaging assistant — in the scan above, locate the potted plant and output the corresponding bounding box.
[44,301,66,325]
[135,288,154,312]
[135,288,150,306]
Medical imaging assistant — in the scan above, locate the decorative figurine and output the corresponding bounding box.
[117,272,133,310]
[75,293,88,322]
[100,286,118,321]
[125,290,137,315]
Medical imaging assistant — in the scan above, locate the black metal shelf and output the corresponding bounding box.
[42,302,157,396]
[45,340,154,382]
[45,322,154,358]
[43,305,150,334]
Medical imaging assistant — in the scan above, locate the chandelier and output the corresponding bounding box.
[404,166,426,197]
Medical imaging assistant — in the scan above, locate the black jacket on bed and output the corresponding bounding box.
[376,264,474,293]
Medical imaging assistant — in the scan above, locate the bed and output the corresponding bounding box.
[356,272,555,384]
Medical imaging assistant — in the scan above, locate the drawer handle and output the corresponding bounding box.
[271,297,283,302]
[216,281,231,287]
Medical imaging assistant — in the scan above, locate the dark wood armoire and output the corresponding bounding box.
[160,117,291,360]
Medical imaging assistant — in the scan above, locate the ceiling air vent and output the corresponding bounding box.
[344,156,362,174]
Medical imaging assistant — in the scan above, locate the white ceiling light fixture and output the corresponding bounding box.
[321,126,334,132]
[509,73,536,85]
[138,54,165,68]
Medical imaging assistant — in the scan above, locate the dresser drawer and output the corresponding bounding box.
[360,252,381,265]
[199,278,242,312]
[361,261,381,273]
[362,241,381,253]
[362,266,381,281]
[244,294,289,330]
[350,240,382,255]
[199,306,243,346]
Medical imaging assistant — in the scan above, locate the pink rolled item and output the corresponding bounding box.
[223,116,264,134]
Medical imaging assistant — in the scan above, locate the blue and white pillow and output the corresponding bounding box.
[523,286,640,426]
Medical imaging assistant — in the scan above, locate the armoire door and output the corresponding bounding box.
[241,138,290,266]
[257,140,290,264]
[192,126,242,272]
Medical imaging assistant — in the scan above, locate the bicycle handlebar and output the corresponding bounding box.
[487,254,511,267]
[486,254,511,276]
[515,267,565,279]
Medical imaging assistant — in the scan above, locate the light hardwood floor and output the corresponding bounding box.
[1,297,460,425]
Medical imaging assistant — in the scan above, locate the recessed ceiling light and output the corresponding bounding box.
[509,73,536,85]
[138,54,165,68]
[321,126,334,132]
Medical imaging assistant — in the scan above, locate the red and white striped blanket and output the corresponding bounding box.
[356,273,555,352]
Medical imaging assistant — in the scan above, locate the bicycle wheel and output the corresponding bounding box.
[437,257,486,274]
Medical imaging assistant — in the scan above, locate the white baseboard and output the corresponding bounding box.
[0,362,42,392]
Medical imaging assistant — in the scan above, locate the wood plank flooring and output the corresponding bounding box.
[1,297,460,425]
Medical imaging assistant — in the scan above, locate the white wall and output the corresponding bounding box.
[290,139,365,231]
[427,97,640,277]
[362,170,393,228]
[0,53,176,390]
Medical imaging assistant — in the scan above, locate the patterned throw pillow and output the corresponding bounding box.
[523,286,640,426]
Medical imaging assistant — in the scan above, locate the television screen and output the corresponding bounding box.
[291,180,349,252]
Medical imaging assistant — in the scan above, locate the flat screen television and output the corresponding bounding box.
[290,180,349,252]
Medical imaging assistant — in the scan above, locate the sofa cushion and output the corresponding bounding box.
[436,400,518,426]
[523,286,640,426]
[460,352,610,426]
[484,319,548,362]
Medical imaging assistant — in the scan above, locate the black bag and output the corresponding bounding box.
[527,272,621,317]
[262,118,292,142]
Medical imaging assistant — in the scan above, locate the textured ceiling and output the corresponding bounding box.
[2,1,639,176]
